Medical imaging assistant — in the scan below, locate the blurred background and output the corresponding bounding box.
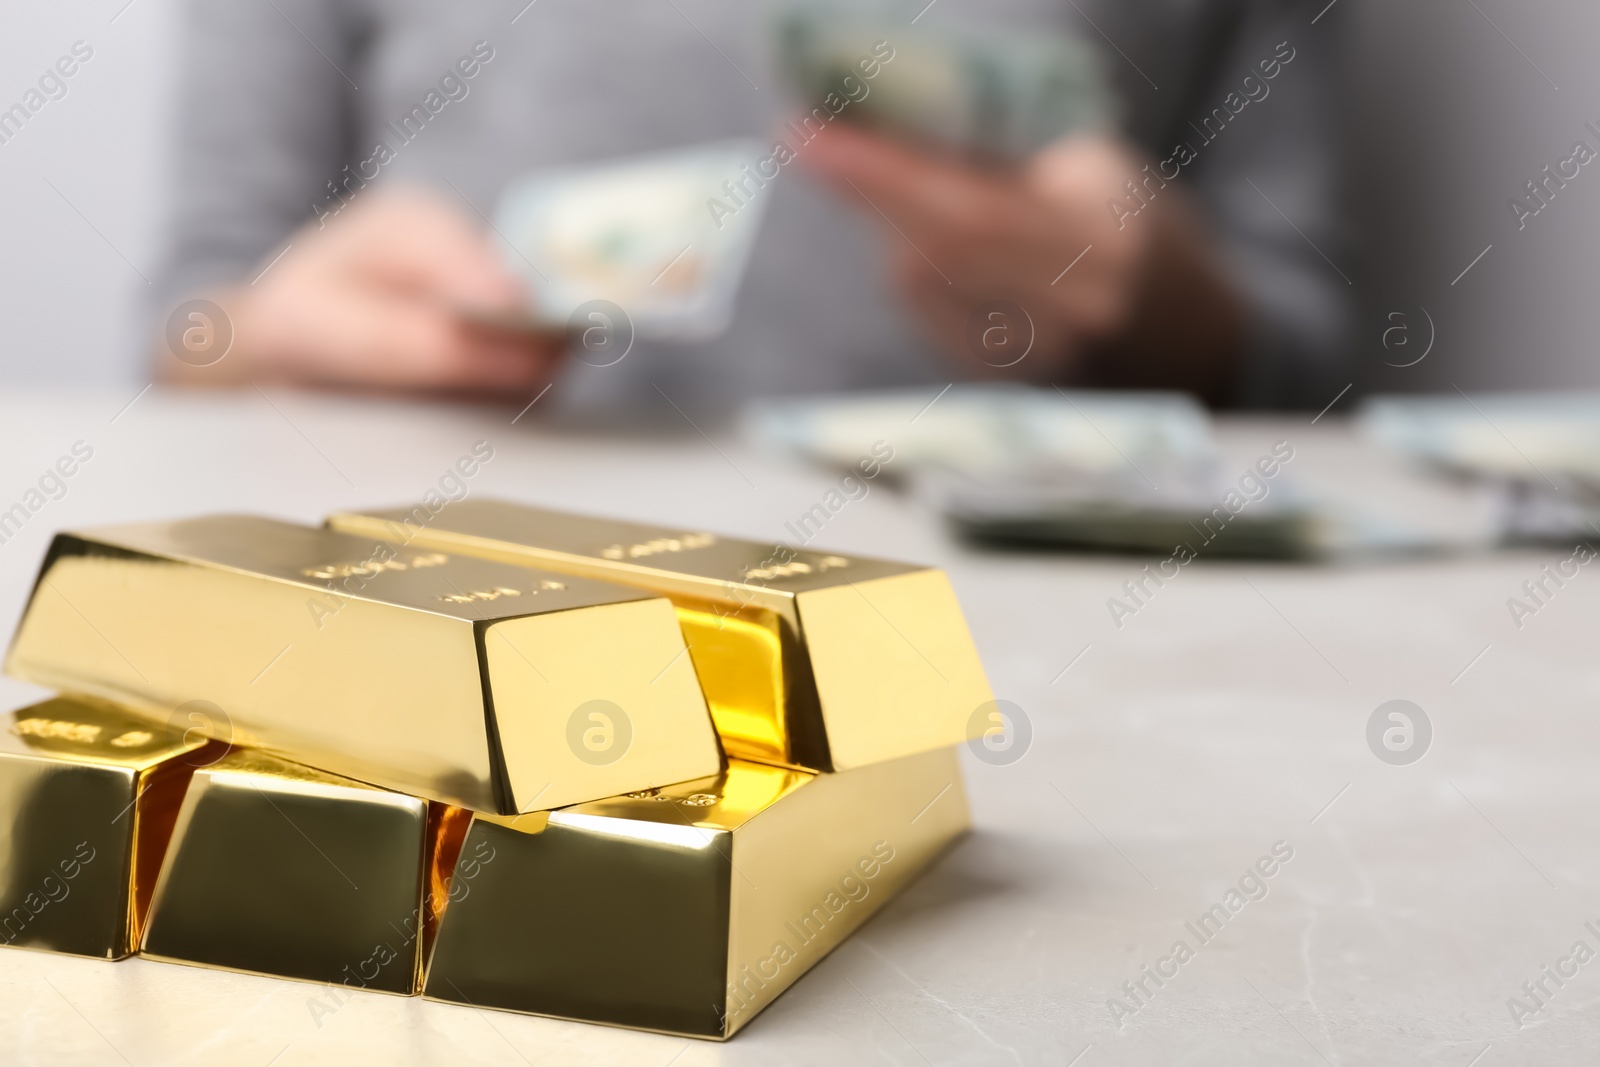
[0,0,1594,395]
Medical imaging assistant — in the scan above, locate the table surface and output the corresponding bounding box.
[0,387,1591,1066]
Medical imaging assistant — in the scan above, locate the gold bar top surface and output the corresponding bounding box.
[0,695,209,771]
[4,515,722,814]
[330,500,994,772]
[334,498,917,611]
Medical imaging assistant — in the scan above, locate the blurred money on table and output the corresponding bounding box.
[747,386,1506,560]
[1360,392,1600,544]
[746,386,1323,558]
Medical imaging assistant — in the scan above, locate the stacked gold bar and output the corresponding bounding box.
[6,515,721,813]
[0,696,218,959]
[421,749,968,1038]
[0,502,991,1039]
[330,500,993,771]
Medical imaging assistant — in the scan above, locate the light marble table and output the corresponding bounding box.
[0,387,1592,1066]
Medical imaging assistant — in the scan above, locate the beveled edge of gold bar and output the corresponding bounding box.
[719,747,971,1037]
[792,569,994,770]
[326,499,923,614]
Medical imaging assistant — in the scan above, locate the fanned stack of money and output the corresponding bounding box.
[770,0,1114,159]
[0,504,990,1040]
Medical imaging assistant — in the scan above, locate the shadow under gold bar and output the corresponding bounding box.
[423,745,969,1039]
[329,501,993,772]
[4,515,722,814]
[140,747,465,995]
[0,696,219,959]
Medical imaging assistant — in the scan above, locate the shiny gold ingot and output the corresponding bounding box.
[0,696,217,959]
[330,501,993,771]
[4,515,723,814]
[141,748,453,993]
[423,746,969,1039]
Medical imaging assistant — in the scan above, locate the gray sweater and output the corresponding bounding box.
[155,0,1350,410]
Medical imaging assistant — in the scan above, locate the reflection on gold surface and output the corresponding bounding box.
[0,696,217,960]
[3,515,723,814]
[424,747,969,1039]
[674,600,789,766]
[140,748,434,993]
[330,500,994,773]
[425,804,473,949]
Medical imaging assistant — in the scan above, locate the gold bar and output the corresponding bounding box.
[329,501,993,772]
[140,748,454,993]
[4,515,723,814]
[0,696,218,959]
[422,745,969,1039]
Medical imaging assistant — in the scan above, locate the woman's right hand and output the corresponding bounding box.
[159,187,565,394]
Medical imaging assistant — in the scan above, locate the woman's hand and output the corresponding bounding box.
[159,188,565,394]
[802,124,1245,401]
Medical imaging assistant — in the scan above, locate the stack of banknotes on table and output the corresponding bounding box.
[0,501,991,1039]
[747,385,1330,557]
[1360,392,1600,544]
[747,385,1501,559]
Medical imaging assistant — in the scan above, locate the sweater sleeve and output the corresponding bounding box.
[150,0,364,316]
[1167,1,1355,410]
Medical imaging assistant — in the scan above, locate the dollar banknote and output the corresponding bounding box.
[746,384,1211,475]
[770,0,1114,159]
[924,465,1325,558]
[746,385,1323,555]
[1360,392,1600,543]
[485,140,770,341]
[1361,392,1600,481]
[746,385,1485,558]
